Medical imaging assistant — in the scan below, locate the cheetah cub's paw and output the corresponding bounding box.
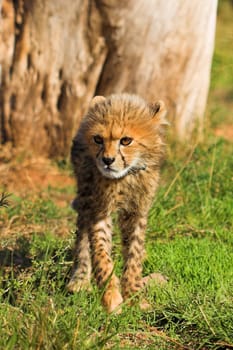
[67,277,91,293]
[102,289,123,314]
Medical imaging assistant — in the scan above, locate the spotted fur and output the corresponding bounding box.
[67,93,167,312]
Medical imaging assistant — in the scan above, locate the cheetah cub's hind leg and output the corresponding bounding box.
[89,218,123,313]
[67,229,92,292]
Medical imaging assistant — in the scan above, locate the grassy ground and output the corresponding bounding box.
[0,2,233,349]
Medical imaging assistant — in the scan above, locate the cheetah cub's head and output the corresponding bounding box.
[80,94,168,179]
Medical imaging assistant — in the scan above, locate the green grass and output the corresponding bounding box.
[1,2,233,349]
[1,141,232,349]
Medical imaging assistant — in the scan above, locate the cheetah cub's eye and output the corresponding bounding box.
[93,135,104,145]
[120,137,133,146]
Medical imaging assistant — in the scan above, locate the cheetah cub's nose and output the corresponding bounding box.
[102,157,115,166]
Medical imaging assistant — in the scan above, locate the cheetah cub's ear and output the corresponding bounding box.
[150,100,169,126]
[90,95,106,108]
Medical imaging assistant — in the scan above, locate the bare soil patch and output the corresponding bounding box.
[0,155,74,195]
[214,124,233,142]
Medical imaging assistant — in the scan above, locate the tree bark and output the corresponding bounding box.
[0,0,217,157]
[0,0,107,156]
[96,0,218,139]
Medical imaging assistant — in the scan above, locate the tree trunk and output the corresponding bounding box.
[96,0,218,139]
[0,0,107,157]
[0,0,217,157]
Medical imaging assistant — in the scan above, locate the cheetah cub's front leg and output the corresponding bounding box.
[119,211,147,300]
[89,218,123,313]
[67,228,92,292]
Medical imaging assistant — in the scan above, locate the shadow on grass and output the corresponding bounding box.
[0,237,32,269]
[0,235,73,302]
[0,235,73,269]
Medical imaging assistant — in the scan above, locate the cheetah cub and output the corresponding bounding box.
[67,93,167,313]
